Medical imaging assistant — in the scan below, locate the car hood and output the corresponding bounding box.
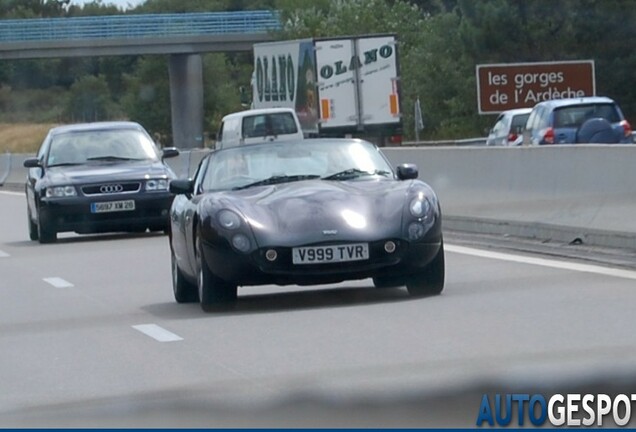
[205,179,414,247]
[44,160,174,185]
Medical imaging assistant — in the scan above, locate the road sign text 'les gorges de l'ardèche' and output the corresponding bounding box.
[476,60,595,114]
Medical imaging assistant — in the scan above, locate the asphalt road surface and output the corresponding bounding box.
[1,189,636,427]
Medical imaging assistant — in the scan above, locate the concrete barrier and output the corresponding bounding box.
[2,145,635,249]
[0,152,10,185]
[383,145,636,248]
[0,153,32,190]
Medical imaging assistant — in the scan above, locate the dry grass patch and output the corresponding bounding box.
[0,123,59,154]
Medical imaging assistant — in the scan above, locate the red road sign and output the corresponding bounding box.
[476,60,595,114]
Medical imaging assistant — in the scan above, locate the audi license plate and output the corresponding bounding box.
[292,243,369,265]
[91,200,135,214]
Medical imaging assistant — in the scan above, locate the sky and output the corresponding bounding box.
[68,0,147,10]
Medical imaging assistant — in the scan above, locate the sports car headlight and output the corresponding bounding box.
[145,179,169,191]
[231,234,251,252]
[217,209,241,230]
[408,222,426,241]
[45,185,77,198]
[409,197,432,219]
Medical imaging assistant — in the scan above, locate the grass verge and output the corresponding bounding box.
[0,123,59,154]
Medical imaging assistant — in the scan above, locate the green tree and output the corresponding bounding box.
[0,0,69,18]
[454,0,636,125]
[64,74,120,122]
[121,56,172,141]
[567,0,636,123]
[202,53,251,137]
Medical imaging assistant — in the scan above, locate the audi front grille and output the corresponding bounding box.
[81,182,141,196]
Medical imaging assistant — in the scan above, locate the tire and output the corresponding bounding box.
[37,214,57,244]
[27,207,39,241]
[406,241,445,297]
[171,249,198,303]
[196,233,237,311]
[576,117,620,144]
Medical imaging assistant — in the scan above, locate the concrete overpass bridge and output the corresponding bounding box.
[0,11,281,148]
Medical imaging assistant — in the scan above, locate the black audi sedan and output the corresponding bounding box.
[24,121,179,243]
[168,138,444,311]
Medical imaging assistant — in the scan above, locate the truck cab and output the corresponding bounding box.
[216,107,304,149]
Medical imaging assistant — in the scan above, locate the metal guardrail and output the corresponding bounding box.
[0,10,281,42]
[402,137,487,147]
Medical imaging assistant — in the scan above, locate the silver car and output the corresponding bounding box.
[486,108,532,146]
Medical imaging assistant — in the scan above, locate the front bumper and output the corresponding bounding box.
[201,235,442,286]
[38,192,174,234]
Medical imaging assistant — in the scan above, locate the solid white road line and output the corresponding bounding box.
[0,250,9,258]
[43,277,75,288]
[0,190,24,196]
[132,324,183,342]
[446,244,636,281]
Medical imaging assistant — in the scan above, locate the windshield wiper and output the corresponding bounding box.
[321,168,392,180]
[86,156,143,161]
[233,174,320,190]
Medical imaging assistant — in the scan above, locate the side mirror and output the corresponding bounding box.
[162,147,180,159]
[396,163,418,180]
[169,178,194,195]
[23,157,41,168]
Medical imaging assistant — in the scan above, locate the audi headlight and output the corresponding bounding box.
[217,209,241,230]
[46,185,77,198]
[409,197,432,219]
[145,179,169,191]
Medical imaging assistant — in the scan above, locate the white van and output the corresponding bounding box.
[215,107,304,149]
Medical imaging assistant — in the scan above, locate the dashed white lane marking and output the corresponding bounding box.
[0,191,24,196]
[0,250,9,258]
[446,244,636,281]
[43,277,74,288]
[133,324,183,342]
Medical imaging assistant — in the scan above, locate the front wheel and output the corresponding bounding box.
[196,233,237,311]
[27,207,39,241]
[37,214,57,244]
[406,241,445,297]
[171,249,198,303]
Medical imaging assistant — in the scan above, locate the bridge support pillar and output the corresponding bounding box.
[169,54,204,149]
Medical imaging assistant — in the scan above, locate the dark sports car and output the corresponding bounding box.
[24,121,179,243]
[169,138,444,311]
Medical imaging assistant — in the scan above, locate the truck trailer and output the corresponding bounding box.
[252,34,403,145]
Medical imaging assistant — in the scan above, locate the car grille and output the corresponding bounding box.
[81,182,142,196]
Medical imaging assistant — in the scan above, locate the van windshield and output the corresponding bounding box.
[242,112,299,138]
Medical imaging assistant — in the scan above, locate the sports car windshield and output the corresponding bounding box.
[46,129,160,167]
[201,140,394,191]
